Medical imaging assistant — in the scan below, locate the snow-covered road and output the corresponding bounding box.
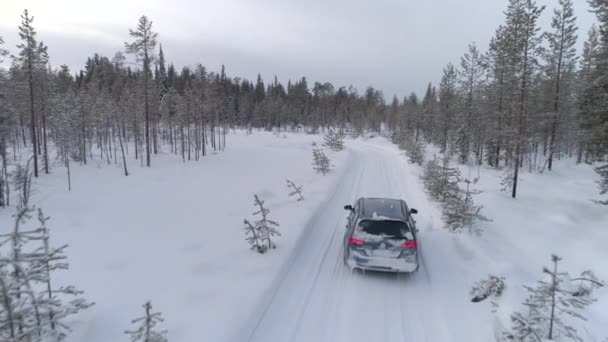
[239,140,489,342]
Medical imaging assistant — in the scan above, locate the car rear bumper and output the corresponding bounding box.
[346,254,418,273]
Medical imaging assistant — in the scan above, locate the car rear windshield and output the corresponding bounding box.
[356,220,410,239]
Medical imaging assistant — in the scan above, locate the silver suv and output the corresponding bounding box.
[343,197,419,273]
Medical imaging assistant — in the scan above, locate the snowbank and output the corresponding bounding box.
[0,131,349,342]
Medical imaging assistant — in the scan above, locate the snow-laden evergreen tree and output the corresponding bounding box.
[397,129,425,165]
[243,219,265,253]
[125,301,167,342]
[252,195,280,251]
[0,205,94,341]
[509,0,545,199]
[125,15,158,168]
[244,195,281,253]
[12,158,33,209]
[543,0,578,172]
[14,9,48,178]
[0,205,44,341]
[471,274,506,303]
[322,130,345,151]
[0,36,8,62]
[595,164,608,205]
[286,179,304,201]
[312,147,331,175]
[438,63,458,155]
[456,43,486,165]
[442,178,489,232]
[0,264,35,342]
[576,25,600,164]
[34,209,95,340]
[504,255,602,342]
[422,156,460,203]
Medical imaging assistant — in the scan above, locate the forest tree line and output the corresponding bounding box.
[1,0,608,204]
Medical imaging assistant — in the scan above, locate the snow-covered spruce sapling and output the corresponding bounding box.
[595,163,608,205]
[252,195,281,251]
[34,209,94,340]
[125,301,167,342]
[422,156,460,203]
[0,205,40,339]
[0,207,94,341]
[442,178,490,232]
[504,255,603,342]
[243,219,265,253]
[0,263,39,342]
[397,131,425,165]
[323,130,345,152]
[12,158,34,209]
[470,274,506,303]
[286,179,304,201]
[312,147,331,175]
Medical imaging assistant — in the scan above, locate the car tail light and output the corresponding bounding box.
[403,241,417,249]
[348,237,365,246]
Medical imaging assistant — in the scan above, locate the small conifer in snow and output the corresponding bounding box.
[470,274,506,303]
[595,163,608,205]
[312,147,331,175]
[244,219,264,253]
[422,156,460,203]
[0,206,94,341]
[244,195,281,253]
[504,255,603,342]
[12,158,34,209]
[398,131,425,165]
[286,179,304,201]
[125,301,167,342]
[34,209,95,340]
[323,130,345,151]
[442,178,489,232]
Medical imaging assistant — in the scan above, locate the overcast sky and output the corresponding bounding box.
[0,0,598,98]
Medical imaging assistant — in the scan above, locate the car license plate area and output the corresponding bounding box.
[372,249,400,258]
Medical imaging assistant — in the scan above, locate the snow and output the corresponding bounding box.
[0,131,349,342]
[1,132,606,342]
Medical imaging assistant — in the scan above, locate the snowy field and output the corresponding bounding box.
[1,131,606,341]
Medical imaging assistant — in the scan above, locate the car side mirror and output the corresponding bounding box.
[410,208,418,214]
[344,205,354,212]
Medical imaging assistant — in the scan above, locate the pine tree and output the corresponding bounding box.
[243,219,264,253]
[312,147,331,175]
[505,255,602,342]
[125,15,158,168]
[576,26,600,164]
[125,301,167,342]
[438,63,458,154]
[595,163,608,205]
[585,1,608,200]
[544,0,578,171]
[15,9,48,178]
[398,129,425,165]
[470,274,506,303]
[510,0,545,199]
[442,178,489,232]
[285,179,304,201]
[244,195,281,253]
[0,205,44,341]
[323,130,344,151]
[0,36,8,62]
[457,43,485,164]
[34,209,95,340]
[422,156,460,203]
[12,158,33,209]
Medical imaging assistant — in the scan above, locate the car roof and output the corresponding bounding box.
[359,197,407,220]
